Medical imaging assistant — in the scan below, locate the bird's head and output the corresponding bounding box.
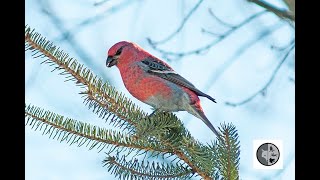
[106,41,146,68]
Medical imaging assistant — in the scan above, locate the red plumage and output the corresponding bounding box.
[106,41,221,140]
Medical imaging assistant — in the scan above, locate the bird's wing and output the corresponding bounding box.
[140,57,216,103]
[141,57,174,71]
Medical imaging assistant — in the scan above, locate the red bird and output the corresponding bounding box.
[106,41,222,140]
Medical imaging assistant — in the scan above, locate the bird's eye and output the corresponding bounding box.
[115,47,123,56]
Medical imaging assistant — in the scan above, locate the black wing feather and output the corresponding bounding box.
[141,57,172,71]
[141,57,216,103]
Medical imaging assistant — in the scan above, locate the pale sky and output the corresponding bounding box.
[25,0,295,179]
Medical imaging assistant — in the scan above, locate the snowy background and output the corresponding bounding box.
[25,0,295,179]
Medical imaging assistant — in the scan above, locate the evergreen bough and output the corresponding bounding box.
[25,25,240,180]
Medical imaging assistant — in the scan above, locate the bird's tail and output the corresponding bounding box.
[190,105,223,142]
[195,91,217,103]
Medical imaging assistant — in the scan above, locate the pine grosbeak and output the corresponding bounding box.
[106,41,221,140]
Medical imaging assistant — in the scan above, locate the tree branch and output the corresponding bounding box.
[134,122,214,179]
[203,22,285,90]
[93,0,111,6]
[25,110,167,153]
[248,0,295,21]
[148,10,267,60]
[148,0,204,45]
[105,156,193,179]
[38,0,111,83]
[174,150,212,180]
[25,32,145,129]
[208,8,236,29]
[26,26,241,179]
[225,43,295,107]
[52,0,141,43]
[283,0,295,13]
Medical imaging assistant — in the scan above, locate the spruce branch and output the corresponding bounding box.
[214,123,240,180]
[25,25,147,132]
[25,104,170,154]
[103,155,194,180]
[175,139,219,180]
[135,112,185,141]
[25,25,241,179]
[135,112,218,179]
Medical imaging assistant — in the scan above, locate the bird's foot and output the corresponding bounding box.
[147,109,170,118]
[148,109,158,118]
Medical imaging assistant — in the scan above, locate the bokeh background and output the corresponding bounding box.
[25,0,295,179]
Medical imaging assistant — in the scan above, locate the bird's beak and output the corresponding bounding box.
[106,56,118,67]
